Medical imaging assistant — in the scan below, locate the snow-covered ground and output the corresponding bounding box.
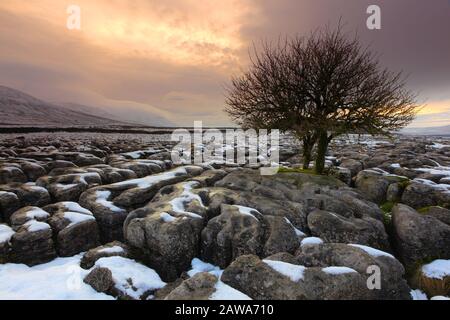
[0,255,113,300]
[0,255,252,300]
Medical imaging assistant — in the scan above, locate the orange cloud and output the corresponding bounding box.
[0,0,251,69]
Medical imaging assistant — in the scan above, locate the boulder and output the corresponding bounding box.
[10,206,50,228]
[0,183,51,209]
[37,172,102,202]
[410,259,450,297]
[0,165,27,184]
[355,170,407,204]
[206,187,308,231]
[126,212,204,282]
[221,254,378,300]
[307,209,390,251]
[401,181,443,209]
[44,202,100,256]
[164,272,218,300]
[339,158,363,178]
[201,204,264,268]
[81,166,203,243]
[83,256,166,300]
[295,243,411,300]
[0,191,21,222]
[81,241,131,269]
[391,204,450,271]
[19,161,47,181]
[83,267,115,293]
[261,215,300,257]
[421,206,450,226]
[220,255,308,300]
[10,220,56,265]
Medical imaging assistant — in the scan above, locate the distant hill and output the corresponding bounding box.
[401,125,450,136]
[0,86,134,126]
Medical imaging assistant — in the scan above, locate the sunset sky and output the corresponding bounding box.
[0,0,449,127]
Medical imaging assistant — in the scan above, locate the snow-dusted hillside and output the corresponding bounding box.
[0,86,128,126]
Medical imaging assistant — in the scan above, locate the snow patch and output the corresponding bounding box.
[188,258,222,278]
[210,281,251,300]
[25,207,49,220]
[322,266,357,275]
[160,212,176,223]
[284,218,306,237]
[0,255,113,300]
[0,224,15,243]
[98,246,125,255]
[430,296,450,300]
[169,181,204,219]
[94,256,166,300]
[111,166,191,189]
[95,190,125,213]
[233,205,259,221]
[187,258,251,300]
[421,259,450,280]
[410,289,428,300]
[61,202,93,215]
[301,237,323,247]
[348,244,395,259]
[263,260,306,282]
[63,212,95,228]
[24,220,50,232]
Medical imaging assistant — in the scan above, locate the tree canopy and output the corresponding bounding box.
[225,25,419,174]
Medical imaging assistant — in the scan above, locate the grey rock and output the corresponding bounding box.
[307,209,390,251]
[165,272,218,300]
[391,204,450,271]
[81,241,131,269]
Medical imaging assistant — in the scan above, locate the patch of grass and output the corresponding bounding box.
[398,179,411,190]
[417,206,432,214]
[380,201,395,227]
[277,167,318,175]
[380,201,395,213]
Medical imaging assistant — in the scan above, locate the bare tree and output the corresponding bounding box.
[225,39,318,169]
[225,25,419,174]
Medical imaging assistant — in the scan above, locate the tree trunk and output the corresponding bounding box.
[315,130,329,175]
[302,136,314,170]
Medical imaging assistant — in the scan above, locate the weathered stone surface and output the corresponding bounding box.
[201,204,264,269]
[295,243,411,300]
[10,221,56,265]
[81,241,131,269]
[83,267,115,293]
[261,215,300,257]
[82,166,203,243]
[391,204,450,271]
[355,169,408,204]
[10,206,50,228]
[221,255,308,300]
[401,181,449,209]
[37,171,102,202]
[422,206,450,226]
[410,260,450,297]
[0,164,27,184]
[0,183,51,211]
[221,254,381,300]
[307,209,390,251]
[339,158,363,178]
[0,191,21,221]
[164,272,218,300]
[127,212,203,282]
